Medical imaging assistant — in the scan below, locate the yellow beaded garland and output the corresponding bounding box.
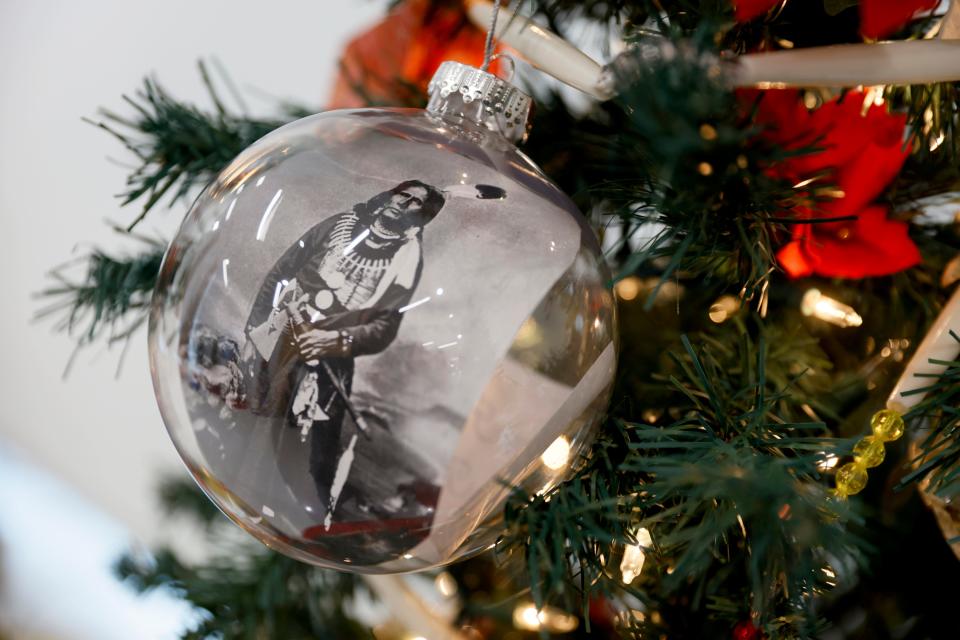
[835,462,868,496]
[833,408,906,499]
[870,409,905,442]
[853,436,885,468]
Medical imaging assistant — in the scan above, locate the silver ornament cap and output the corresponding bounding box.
[427,60,533,144]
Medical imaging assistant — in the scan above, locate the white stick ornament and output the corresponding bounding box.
[887,286,960,412]
[466,0,960,96]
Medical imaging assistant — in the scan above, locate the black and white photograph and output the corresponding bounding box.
[244,179,448,562]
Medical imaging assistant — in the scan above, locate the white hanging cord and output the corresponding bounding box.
[465,0,960,97]
[466,0,604,93]
[480,0,502,72]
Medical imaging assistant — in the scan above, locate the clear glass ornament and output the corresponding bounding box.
[149,62,617,572]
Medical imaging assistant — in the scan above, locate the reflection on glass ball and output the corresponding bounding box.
[149,107,616,573]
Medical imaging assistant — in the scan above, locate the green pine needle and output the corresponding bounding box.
[500,331,858,638]
[36,234,165,349]
[600,29,805,306]
[115,476,371,639]
[87,61,295,230]
[116,544,369,639]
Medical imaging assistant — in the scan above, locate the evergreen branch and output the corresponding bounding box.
[158,476,226,528]
[115,546,369,639]
[600,31,805,304]
[501,329,858,639]
[522,1,717,37]
[42,63,314,351]
[115,477,370,640]
[889,82,960,165]
[36,234,165,347]
[89,61,298,230]
[888,82,960,205]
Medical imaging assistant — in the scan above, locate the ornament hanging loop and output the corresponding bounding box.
[489,52,517,82]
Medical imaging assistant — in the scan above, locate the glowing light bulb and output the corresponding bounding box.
[801,289,862,328]
[708,294,740,323]
[512,317,542,349]
[615,276,642,301]
[620,527,653,585]
[434,571,457,597]
[816,453,839,471]
[512,604,578,633]
[541,436,571,470]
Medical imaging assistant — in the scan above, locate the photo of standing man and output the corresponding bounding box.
[243,180,446,523]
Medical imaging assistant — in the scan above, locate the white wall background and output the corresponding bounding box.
[0,1,381,636]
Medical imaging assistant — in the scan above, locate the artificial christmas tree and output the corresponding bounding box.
[42,1,960,637]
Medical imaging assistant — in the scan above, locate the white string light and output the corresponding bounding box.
[801,289,863,328]
[620,527,654,585]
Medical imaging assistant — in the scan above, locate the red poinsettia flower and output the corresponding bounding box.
[750,89,920,279]
[733,0,780,22]
[733,0,939,38]
[860,0,939,38]
[328,0,499,109]
[777,206,920,279]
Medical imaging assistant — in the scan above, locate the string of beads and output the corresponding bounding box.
[833,408,906,497]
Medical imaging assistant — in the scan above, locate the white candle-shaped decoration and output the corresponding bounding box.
[887,287,960,413]
[734,41,960,88]
[466,0,960,96]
